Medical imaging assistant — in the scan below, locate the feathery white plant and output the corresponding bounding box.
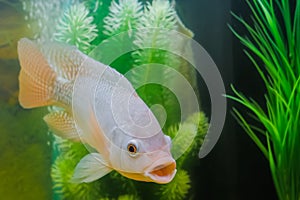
[21,0,79,43]
[54,3,98,53]
[133,0,177,64]
[128,0,180,129]
[103,0,143,36]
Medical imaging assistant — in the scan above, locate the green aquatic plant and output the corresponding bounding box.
[54,3,98,53]
[99,0,143,75]
[130,0,181,129]
[103,0,142,37]
[157,112,207,200]
[156,169,191,200]
[21,0,80,42]
[51,138,105,200]
[228,0,300,199]
[84,0,111,45]
[132,0,177,65]
[116,194,140,200]
[169,112,209,167]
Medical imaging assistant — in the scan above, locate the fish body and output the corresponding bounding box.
[17,38,176,184]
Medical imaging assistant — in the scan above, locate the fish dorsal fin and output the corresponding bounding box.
[40,42,87,81]
[71,153,112,183]
[43,111,81,141]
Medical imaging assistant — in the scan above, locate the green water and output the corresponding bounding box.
[0,4,55,199]
[0,60,53,199]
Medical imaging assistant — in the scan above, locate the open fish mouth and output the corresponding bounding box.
[145,158,177,184]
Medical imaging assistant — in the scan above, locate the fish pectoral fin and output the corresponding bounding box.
[71,153,112,183]
[44,111,80,141]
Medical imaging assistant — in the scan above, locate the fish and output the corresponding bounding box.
[17,38,176,184]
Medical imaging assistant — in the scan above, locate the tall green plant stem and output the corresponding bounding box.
[228,0,300,199]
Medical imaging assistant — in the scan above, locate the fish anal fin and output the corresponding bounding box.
[71,153,112,183]
[44,111,80,141]
[18,38,57,108]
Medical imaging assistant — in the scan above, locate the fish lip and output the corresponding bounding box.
[144,157,177,184]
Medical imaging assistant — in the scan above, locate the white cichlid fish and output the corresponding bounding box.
[17,38,176,184]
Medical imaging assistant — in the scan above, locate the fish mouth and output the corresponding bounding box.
[145,158,177,184]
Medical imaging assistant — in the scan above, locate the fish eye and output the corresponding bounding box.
[127,140,139,156]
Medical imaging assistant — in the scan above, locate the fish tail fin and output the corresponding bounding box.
[17,38,57,108]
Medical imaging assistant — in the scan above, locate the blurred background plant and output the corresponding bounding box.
[21,0,80,42]
[19,0,208,199]
[54,3,98,53]
[228,0,300,199]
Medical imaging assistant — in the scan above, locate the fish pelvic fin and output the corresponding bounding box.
[17,38,57,108]
[44,111,81,141]
[71,153,112,183]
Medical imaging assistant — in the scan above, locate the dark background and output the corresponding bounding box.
[176,0,277,199]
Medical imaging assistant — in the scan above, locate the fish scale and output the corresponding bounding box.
[54,80,73,108]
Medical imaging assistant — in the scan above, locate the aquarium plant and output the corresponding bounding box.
[21,0,208,199]
[228,0,300,199]
[103,0,142,37]
[54,3,98,53]
[130,0,180,129]
[21,0,81,42]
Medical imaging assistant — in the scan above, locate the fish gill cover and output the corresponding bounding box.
[20,0,220,199]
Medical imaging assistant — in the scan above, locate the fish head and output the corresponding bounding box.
[106,88,176,183]
[141,134,177,184]
[108,128,176,184]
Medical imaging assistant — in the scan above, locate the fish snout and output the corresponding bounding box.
[145,157,177,184]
